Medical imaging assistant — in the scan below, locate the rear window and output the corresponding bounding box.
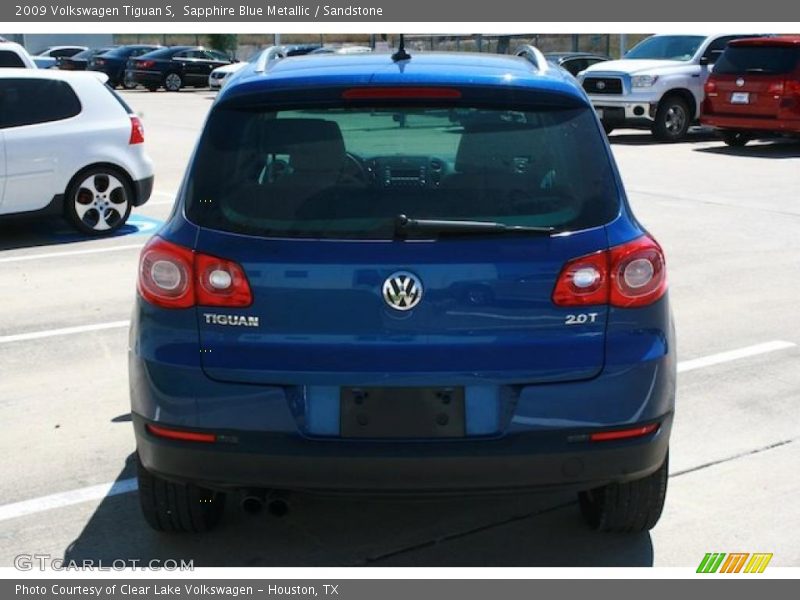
[186,104,619,239]
[0,78,81,128]
[714,46,800,75]
[0,50,25,68]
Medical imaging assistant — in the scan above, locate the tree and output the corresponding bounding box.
[206,34,238,58]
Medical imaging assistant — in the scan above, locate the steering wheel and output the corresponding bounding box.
[338,152,370,186]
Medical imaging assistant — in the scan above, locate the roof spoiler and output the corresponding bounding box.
[254,46,286,73]
[514,45,549,73]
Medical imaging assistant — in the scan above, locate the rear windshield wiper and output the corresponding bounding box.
[394,214,555,237]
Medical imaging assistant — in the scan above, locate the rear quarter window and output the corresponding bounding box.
[0,78,82,128]
[0,50,26,68]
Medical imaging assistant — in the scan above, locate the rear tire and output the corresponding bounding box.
[64,166,133,236]
[578,451,668,533]
[720,130,750,147]
[136,454,226,532]
[652,96,691,142]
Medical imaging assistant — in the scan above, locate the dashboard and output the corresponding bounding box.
[361,155,450,189]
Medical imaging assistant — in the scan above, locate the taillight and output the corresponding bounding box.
[551,251,608,306]
[552,235,667,309]
[93,58,105,66]
[129,116,145,145]
[195,253,253,307]
[704,80,717,95]
[137,237,252,309]
[138,237,194,308]
[767,81,785,95]
[137,60,155,69]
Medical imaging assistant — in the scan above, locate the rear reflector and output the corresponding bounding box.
[343,87,462,100]
[589,423,659,442]
[146,423,216,443]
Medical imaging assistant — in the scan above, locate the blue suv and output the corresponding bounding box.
[130,46,676,534]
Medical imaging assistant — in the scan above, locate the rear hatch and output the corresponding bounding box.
[184,89,620,388]
[707,42,800,118]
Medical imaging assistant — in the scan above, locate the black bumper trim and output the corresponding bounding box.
[133,175,154,207]
[133,413,672,494]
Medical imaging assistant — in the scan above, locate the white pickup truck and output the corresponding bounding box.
[577,34,761,141]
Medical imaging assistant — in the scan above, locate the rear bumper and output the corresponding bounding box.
[128,70,162,86]
[589,97,658,126]
[701,114,800,134]
[133,175,154,206]
[134,412,672,493]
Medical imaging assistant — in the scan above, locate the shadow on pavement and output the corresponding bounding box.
[607,128,719,146]
[693,139,800,159]
[0,215,161,252]
[62,454,653,567]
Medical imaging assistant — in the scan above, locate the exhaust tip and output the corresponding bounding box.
[240,495,265,515]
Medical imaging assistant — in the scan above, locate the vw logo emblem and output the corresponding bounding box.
[596,81,606,90]
[382,271,423,311]
[736,78,745,87]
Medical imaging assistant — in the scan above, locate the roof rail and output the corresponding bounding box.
[514,45,549,73]
[254,46,286,73]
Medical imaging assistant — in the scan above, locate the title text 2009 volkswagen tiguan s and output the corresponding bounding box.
[129,47,676,534]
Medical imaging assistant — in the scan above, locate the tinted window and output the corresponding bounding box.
[0,79,81,128]
[51,48,81,58]
[186,105,619,239]
[141,47,188,59]
[0,50,25,68]
[625,35,706,61]
[714,45,800,75]
[205,50,230,61]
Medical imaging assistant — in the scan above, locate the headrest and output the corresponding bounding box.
[455,126,539,174]
[260,118,346,173]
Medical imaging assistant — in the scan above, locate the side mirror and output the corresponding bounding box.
[699,56,710,66]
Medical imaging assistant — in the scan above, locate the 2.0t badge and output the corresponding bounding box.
[382,271,423,311]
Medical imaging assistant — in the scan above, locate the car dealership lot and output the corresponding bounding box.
[1,89,798,567]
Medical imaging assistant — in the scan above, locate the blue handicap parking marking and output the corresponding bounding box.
[49,214,163,242]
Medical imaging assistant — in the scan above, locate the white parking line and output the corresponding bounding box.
[0,339,794,522]
[0,478,137,523]
[0,243,144,264]
[677,341,796,373]
[0,321,130,345]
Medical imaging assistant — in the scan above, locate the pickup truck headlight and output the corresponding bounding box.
[631,75,659,88]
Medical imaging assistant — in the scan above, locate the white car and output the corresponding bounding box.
[208,61,246,89]
[0,42,37,69]
[33,45,87,69]
[578,34,762,141]
[0,69,154,234]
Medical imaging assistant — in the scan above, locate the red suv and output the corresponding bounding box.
[702,36,800,146]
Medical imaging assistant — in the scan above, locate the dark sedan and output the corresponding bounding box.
[57,46,117,71]
[89,44,162,88]
[126,46,234,92]
[544,51,611,76]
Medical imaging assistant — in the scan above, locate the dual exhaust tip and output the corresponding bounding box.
[240,490,289,517]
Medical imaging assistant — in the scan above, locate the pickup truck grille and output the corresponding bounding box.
[583,77,623,95]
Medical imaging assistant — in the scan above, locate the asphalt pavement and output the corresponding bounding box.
[0,89,798,568]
